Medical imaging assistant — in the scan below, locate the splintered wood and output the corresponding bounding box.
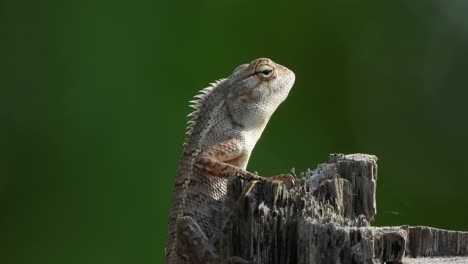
[220,154,468,263]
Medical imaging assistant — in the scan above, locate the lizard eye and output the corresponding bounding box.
[256,65,274,79]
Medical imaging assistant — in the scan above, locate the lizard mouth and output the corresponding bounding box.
[279,74,295,90]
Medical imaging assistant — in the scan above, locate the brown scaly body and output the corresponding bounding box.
[165,58,295,264]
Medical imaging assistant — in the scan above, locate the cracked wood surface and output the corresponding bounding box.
[220,154,468,263]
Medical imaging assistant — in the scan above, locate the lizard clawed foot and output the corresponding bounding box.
[270,173,296,186]
[235,172,266,183]
[235,171,295,186]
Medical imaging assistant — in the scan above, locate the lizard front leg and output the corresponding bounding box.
[194,138,257,179]
[194,138,293,183]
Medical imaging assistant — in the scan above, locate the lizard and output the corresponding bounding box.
[165,58,296,264]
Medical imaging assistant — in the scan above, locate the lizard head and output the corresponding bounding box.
[226,58,295,130]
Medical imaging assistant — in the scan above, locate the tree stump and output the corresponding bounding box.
[220,154,468,263]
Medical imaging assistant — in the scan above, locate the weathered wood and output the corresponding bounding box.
[402,256,468,263]
[406,226,468,257]
[219,154,468,263]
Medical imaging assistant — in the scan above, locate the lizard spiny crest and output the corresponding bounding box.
[183,78,226,144]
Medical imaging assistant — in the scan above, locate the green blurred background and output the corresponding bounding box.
[2,0,468,263]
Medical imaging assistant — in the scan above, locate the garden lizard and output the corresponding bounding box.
[165,58,295,264]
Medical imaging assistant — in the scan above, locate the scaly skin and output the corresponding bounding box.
[165,58,295,264]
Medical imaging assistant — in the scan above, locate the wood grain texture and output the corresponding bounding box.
[219,154,468,263]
